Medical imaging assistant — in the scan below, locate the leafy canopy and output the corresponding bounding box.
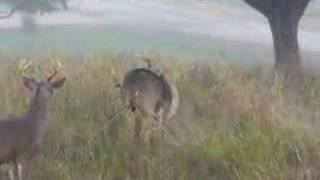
[0,0,68,18]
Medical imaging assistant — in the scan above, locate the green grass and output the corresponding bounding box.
[0,53,320,179]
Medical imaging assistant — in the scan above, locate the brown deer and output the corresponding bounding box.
[0,70,66,180]
[120,67,179,141]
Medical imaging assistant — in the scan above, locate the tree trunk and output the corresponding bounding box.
[243,0,311,82]
[268,10,302,80]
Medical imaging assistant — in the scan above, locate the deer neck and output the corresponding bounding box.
[26,86,49,126]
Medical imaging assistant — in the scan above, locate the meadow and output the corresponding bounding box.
[0,0,319,179]
[0,51,320,180]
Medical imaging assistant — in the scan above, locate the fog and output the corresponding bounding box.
[0,0,319,52]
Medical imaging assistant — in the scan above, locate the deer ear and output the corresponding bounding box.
[22,76,37,91]
[50,77,66,89]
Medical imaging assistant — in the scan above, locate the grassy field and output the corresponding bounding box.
[0,52,320,180]
[0,1,319,179]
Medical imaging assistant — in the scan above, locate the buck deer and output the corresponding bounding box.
[119,67,179,141]
[0,70,66,180]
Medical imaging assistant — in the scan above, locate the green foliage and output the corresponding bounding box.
[0,0,67,15]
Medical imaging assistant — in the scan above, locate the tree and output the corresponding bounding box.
[0,0,68,34]
[0,0,68,19]
[243,0,311,79]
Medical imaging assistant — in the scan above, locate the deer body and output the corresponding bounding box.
[120,68,179,139]
[0,73,65,180]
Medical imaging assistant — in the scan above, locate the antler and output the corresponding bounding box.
[142,57,152,69]
[47,69,58,82]
[17,59,32,72]
[47,59,63,82]
[133,51,153,69]
[16,58,33,76]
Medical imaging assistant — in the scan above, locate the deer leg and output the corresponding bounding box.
[134,116,142,144]
[158,108,164,127]
[158,109,166,140]
[8,170,14,180]
[8,169,14,180]
[154,103,165,136]
[8,163,18,180]
[18,160,31,180]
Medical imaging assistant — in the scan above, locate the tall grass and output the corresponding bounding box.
[0,53,320,180]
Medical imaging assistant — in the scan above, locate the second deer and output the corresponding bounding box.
[119,66,179,141]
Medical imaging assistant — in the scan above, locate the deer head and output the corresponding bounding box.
[22,69,66,100]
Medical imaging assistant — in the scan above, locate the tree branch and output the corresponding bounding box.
[60,0,68,10]
[299,0,311,9]
[296,0,311,18]
[0,8,17,19]
[243,0,272,18]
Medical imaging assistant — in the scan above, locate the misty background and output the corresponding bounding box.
[0,0,319,68]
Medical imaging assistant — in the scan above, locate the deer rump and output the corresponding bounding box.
[120,68,176,122]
